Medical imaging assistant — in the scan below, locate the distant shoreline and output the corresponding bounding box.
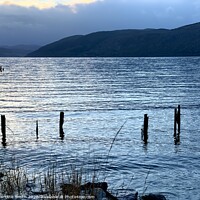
[27,22,200,57]
[0,22,200,58]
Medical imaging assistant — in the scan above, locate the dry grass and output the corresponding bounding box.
[0,165,27,195]
[0,163,97,198]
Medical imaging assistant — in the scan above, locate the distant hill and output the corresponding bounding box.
[27,22,200,57]
[0,45,40,57]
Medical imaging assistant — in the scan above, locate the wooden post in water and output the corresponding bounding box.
[1,115,6,146]
[174,108,177,138]
[36,120,39,140]
[174,105,181,144]
[59,112,64,139]
[177,105,181,134]
[143,114,148,144]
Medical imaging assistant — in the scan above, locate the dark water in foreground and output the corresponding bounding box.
[0,57,200,199]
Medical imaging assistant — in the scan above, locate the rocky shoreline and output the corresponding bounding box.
[0,182,167,200]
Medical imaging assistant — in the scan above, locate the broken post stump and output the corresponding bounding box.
[36,120,39,139]
[174,105,181,144]
[177,105,181,134]
[144,114,148,143]
[174,108,177,138]
[1,115,6,146]
[59,112,64,139]
[141,114,148,144]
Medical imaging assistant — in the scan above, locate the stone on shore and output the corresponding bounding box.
[141,193,166,200]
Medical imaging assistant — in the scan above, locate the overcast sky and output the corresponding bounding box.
[0,0,200,46]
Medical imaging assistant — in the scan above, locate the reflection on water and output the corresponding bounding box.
[0,57,200,199]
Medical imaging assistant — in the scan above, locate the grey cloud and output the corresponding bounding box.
[0,0,200,45]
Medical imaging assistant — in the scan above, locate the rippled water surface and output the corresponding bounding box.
[0,57,200,199]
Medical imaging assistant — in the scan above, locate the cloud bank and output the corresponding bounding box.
[0,0,99,9]
[0,0,200,45]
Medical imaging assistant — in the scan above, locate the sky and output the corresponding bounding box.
[0,0,200,46]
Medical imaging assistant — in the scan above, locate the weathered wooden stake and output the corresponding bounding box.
[36,120,39,139]
[174,108,177,138]
[59,112,64,139]
[1,115,6,146]
[177,105,181,134]
[143,114,148,144]
[174,105,181,144]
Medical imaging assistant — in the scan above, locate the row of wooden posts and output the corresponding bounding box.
[1,106,181,147]
[1,111,65,147]
[141,105,181,144]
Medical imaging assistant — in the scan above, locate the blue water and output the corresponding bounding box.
[0,57,200,199]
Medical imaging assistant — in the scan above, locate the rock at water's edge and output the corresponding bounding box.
[141,193,166,200]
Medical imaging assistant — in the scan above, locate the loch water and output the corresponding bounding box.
[0,57,200,199]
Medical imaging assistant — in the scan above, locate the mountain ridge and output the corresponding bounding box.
[27,22,200,57]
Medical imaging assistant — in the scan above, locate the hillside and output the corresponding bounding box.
[27,22,200,57]
[0,45,40,57]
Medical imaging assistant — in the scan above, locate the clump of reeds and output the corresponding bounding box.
[0,162,95,198]
[60,169,83,197]
[0,165,27,195]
